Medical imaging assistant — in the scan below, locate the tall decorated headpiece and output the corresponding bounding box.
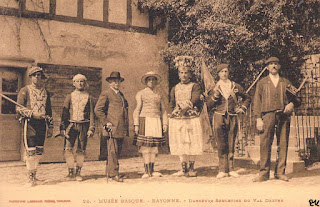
[174,55,194,71]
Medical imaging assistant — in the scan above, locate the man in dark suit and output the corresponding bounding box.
[95,72,129,182]
[253,57,300,182]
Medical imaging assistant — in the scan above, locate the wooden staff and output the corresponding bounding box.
[0,92,26,109]
[246,67,268,94]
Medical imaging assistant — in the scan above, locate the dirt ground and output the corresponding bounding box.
[0,153,319,207]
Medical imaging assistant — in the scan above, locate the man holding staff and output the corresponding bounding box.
[16,66,53,187]
[95,72,129,182]
[253,57,300,182]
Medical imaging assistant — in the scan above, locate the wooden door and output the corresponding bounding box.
[0,68,23,161]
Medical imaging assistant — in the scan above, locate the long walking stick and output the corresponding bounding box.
[104,125,111,183]
[0,93,32,150]
[104,125,118,183]
[0,92,27,109]
[110,131,121,180]
[246,67,268,94]
[23,118,30,151]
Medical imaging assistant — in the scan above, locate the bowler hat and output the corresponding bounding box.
[265,57,279,65]
[106,71,124,82]
[28,66,46,79]
[217,64,229,73]
[141,71,161,85]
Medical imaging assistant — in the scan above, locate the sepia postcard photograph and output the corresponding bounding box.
[0,0,319,206]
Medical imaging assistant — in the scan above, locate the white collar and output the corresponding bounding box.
[110,87,120,94]
[217,79,232,99]
[269,74,280,87]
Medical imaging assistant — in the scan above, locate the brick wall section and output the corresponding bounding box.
[37,63,102,162]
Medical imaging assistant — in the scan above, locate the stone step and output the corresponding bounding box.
[234,156,305,174]
[235,144,306,173]
[245,146,302,162]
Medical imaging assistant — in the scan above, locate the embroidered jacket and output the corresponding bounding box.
[16,84,53,127]
[169,82,203,118]
[60,90,95,132]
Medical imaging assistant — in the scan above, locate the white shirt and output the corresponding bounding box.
[217,79,232,99]
[269,73,280,87]
[110,87,120,94]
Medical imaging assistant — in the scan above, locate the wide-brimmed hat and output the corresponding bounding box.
[265,57,279,65]
[28,66,46,79]
[141,71,161,85]
[105,71,124,82]
[216,64,229,73]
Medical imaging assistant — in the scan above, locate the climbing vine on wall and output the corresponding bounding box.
[2,0,52,60]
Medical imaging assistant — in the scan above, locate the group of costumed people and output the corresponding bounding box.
[14,55,299,186]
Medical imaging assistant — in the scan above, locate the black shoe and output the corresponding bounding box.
[149,163,154,177]
[75,166,83,181]
[188,161,197,177]
[66,168,75,181]
[147,163,152,177]
[182,162,189,177]
[274,174,289,182]
[252,176,269,182]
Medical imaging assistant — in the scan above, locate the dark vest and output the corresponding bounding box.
[269,82,283,111]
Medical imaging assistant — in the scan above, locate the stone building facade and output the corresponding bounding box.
[0,0,169,162]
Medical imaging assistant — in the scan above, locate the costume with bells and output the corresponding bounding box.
[60,74,95,181]
[133,71,168,178]
[16,66,53,187]
[169,56,203,177]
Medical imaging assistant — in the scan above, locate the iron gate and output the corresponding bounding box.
[235,55,320,164]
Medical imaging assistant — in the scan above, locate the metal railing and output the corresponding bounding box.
[294,57,320,162]
[235,56,320,163]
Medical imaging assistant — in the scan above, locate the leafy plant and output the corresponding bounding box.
[139,0,320,89]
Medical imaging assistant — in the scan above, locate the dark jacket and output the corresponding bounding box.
[94,87,129,138]
[253,76,300,118]
[207,81,251,115]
